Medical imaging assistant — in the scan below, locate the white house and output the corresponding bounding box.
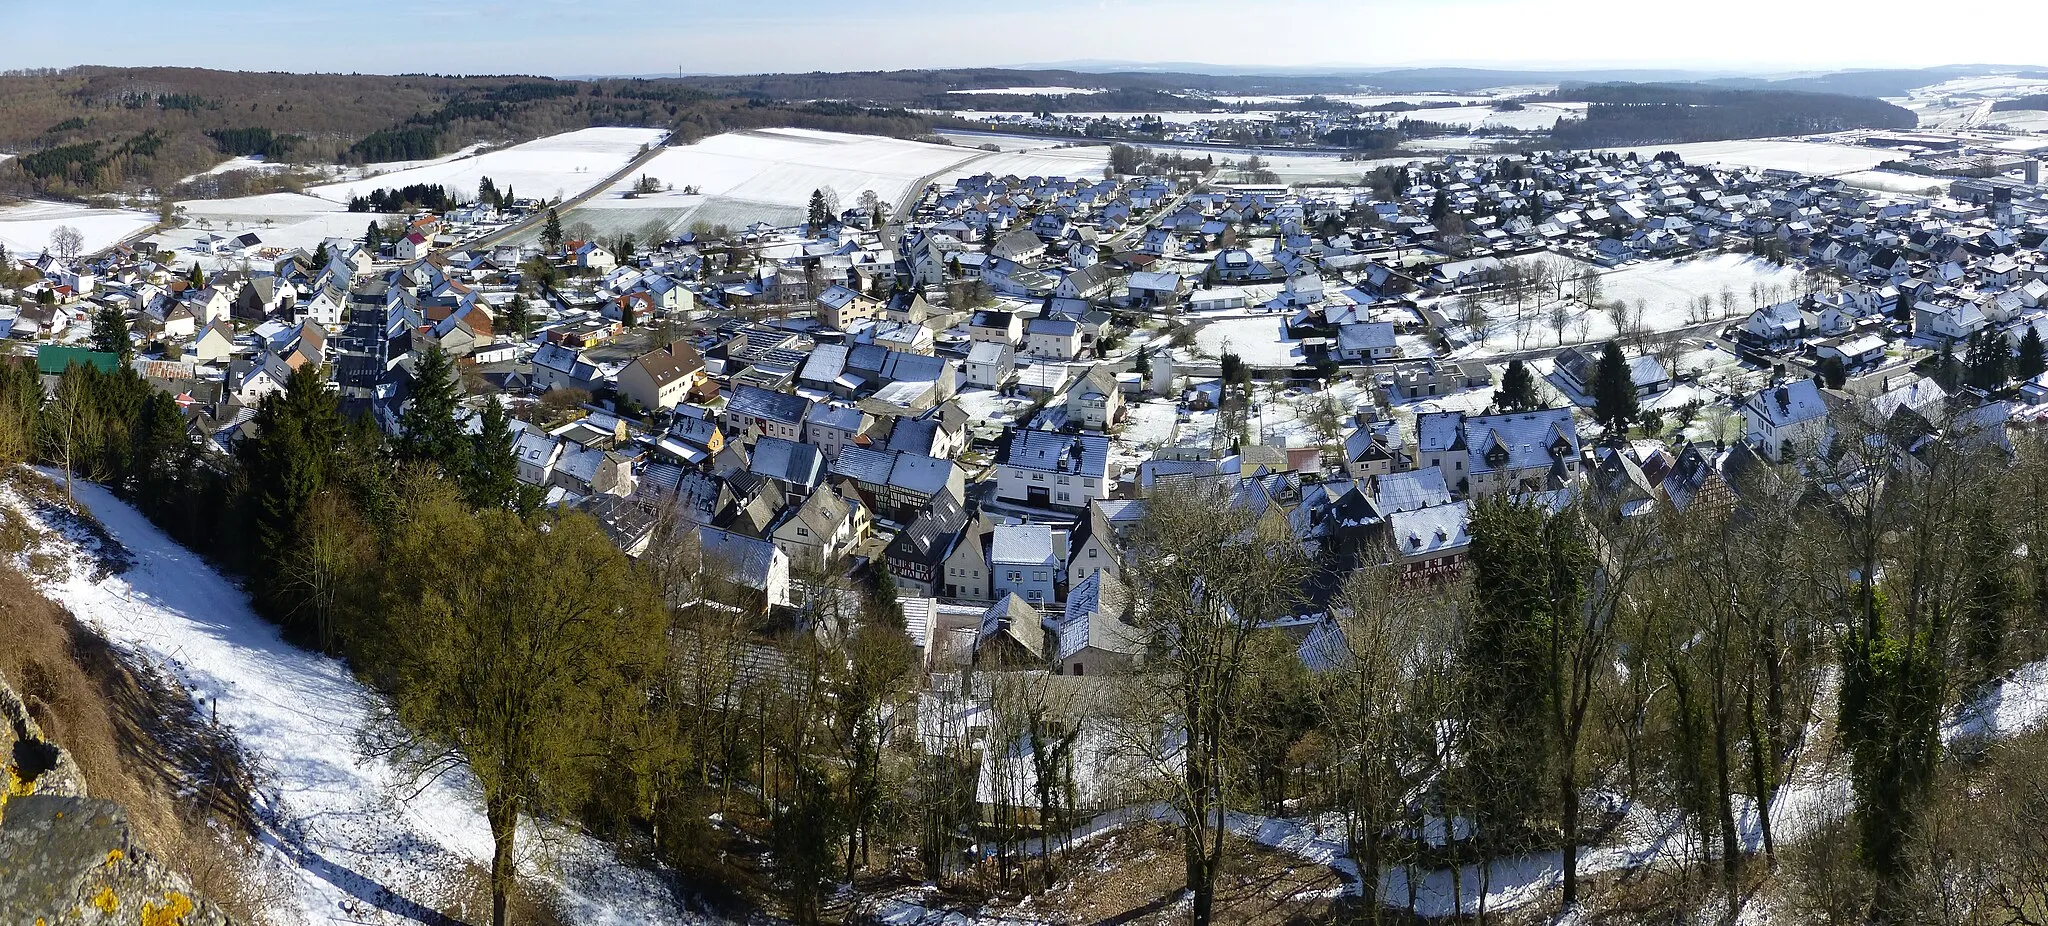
[964,340,1016,389]
[1741,379,1829,462]
[995,430,1111,509]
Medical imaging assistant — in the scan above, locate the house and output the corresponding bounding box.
[803,403,873,461]
[964,340,1016,389]
[769,486,865,568]
[940,512,996,601]
[1741,379,1828,462]
[830,446,966,523]
[1553,346,1671,401]
[1063,365,1123,431]
[817,284,886,329]
[616,340,706,412]
[1913,299,1987,343]
[723,383,812,443]
[1024,317,1084,360]
[990,523,1062,606]
[1387,501,1470,580]
[975,594,1047,669]
[1057,571,1141,677]
[967,310,1023,346]
[1415,408,1580,497]
[530,342,605,393]
[513,430,563,486]
[885,493,969,596]
[1737,301,1807,351]
[1334,321,1398,363]
[994,430,1111,509]
[1064,500,1123,590]
[1813,334,1886,371]
[570,240,617,272]
[190,319,236,363]
[696,526,792,612]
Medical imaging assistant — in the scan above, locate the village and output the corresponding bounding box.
[10,120,2048,920]
[7,138,2048,618]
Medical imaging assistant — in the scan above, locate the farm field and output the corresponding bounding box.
[1441,252,1813,356]
[0,199,155,257]
[304,127,668,205]
[551,129,979,238]
[1595,139,1896,176]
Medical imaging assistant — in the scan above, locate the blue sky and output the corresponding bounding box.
[12,0,2046,75]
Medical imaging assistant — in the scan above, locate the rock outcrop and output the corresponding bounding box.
[0,670,237,926]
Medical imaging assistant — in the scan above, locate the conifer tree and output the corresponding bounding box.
[808,188,831,236]
[187,263,207,289]
[1592,340,1638,432]
[463,399,519,512]
[90,306,132,363]
[542,207,565,253]
[2019,326,2048,381]
[1495,357,1539,411]
[396,346,468,473]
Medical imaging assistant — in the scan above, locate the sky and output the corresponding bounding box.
[9,0,2048,76]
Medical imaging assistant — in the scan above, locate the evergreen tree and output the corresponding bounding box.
[1494,358,1540,411]
[396,346,468,472]
[807,188,831,236]
[463,399,520,511]
[237,363,341,624]
[1933,340,1964,391]
[364,220,382,252]
[542,207,565,254]
[2017,325,2047,381]
[1966,329,2010,390]
[311,241,330,270]
[505,294,531,337]
[187,263,207,289]
[90,306,132,363]
[1592,340,1639,432]
[1818,355,1848,390]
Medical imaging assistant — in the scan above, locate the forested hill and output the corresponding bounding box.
[1548,83,1917,148]
[0,67,927,198]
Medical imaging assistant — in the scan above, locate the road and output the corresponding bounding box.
[448,134,673,253]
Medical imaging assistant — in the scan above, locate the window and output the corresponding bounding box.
[796,527,809,537]
[1088,548,1097,559]
[1073,663,1084,676]
[1057,492,1069,502]
[1008,571,1023,582]
[1032,473,1045,482]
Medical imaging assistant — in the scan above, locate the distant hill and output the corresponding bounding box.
[1701,64,2048,98]
[1549,83,1918,147]
[0,67,929,199]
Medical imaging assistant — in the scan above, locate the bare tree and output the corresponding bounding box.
[49,224,84,262]
[1119,483,1313,926]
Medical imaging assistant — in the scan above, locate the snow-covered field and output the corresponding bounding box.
[1445,252,1810,355]
[1191,315,1304,367]
[147,193,361,259]
[939,146,1110,182]
[9,475,698,926]
[305,127,667,206]
[948,86,1105,96]
[0,199,156,257]
[555,128,978,237]
[1596,139,1896,176]
[552,129,1112,238]
[1389,102,1586,131]
[1599,253,1812,329]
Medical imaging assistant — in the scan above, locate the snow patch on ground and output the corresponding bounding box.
[7,473,699,926]
[0,199,155,257]
[306,127,667,206]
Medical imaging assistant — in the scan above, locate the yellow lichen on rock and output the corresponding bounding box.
[91,886,119,914]
[141,892,195,926]
[105,848,125,866]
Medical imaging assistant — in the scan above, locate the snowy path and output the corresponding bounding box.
[10,474,696,926]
